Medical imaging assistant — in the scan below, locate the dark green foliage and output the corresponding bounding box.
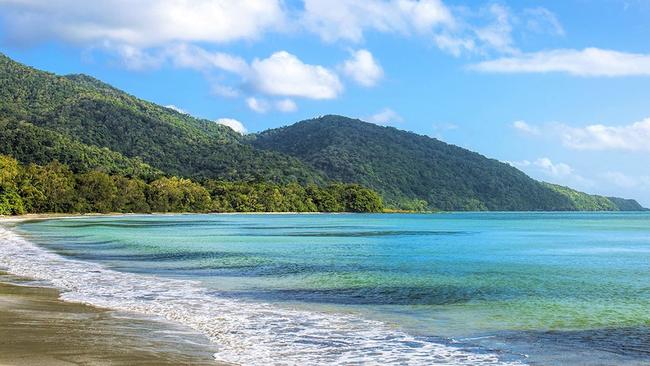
[0,156,383,215]
[0,155,25,215]
[147,177,212,213]
[606,197,648,211]
[18,161,78,213]
[543,183,618,211]
[76,171,118,213]
[202,181,382,213]
[0,119,160,179]
[0,53,323,184]
[112,176,150,213]
[253,115,576,211]
[0,54,644,212]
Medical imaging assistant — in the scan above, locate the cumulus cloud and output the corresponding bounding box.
[302,0,454,43]
[367,108,404,125]
[248,51,343,99]
[513,120,540,135]
[556,117,650,151]
[0,0,286,47]
[167,44,249,74]
[215,118,247,134]
[246,97,270,113]
[473,3,517,55]
[210,83,240,98]
[341,49,384,87]
[275,99,298,112]
[471,48,650,76]
[128,46,342,102]
[533,157,573,177]
[433,34,476,57]
[508,157,594,189]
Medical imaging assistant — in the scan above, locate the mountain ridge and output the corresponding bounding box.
[0,53,644,212]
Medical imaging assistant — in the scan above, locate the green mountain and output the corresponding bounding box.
[606,197,648,211]
[543,183,618,211]
[0,53,323,184]
[252,115,645,211]
[0,119,161,179]
[0,54,645,212]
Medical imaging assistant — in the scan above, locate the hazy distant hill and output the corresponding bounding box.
[0,53,644,211]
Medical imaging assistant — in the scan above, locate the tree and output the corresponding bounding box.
[0,155,25,215]
[147,177,211,212]
[76,171,118,213]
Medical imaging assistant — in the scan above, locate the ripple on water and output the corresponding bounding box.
[0,227,524,366]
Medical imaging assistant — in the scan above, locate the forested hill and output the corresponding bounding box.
[252,115,645,211]
[0,53,323,184]
[0,54,645,212]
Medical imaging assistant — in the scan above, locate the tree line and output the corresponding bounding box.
[0,155,383,215]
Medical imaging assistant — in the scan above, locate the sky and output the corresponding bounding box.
[1,0,650,205]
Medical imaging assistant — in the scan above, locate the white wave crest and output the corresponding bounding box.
[0,226,524,365]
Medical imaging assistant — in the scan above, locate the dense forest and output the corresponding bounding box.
[0,53,645,213]
[0,54,323,184]
[253,115,646,211]
[542,183,620,211]
[254,116,564,211]
[0,155,383,215]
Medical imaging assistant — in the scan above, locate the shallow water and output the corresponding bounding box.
[8,212,650,365]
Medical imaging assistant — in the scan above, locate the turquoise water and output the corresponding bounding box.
[13,213,650,365]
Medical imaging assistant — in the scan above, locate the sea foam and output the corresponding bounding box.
[0,226,524,365]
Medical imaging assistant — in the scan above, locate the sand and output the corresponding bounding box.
[0,273,221,366]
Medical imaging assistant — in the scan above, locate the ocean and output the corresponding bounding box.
[3,212,650,365]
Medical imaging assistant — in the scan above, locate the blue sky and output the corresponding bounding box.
[1,0,650,205]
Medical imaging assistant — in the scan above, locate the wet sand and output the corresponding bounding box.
[0,273,220,366]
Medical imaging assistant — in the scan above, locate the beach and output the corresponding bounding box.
[0,272,219,366]
[0,216,220,366]
[2,213,650,365]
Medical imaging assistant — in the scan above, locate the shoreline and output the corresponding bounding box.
[0,219,222,365]
[0,273,220,366]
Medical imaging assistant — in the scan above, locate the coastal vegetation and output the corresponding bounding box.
[0,53,645,213]
[253,116,616,211]
[0,155,383,215]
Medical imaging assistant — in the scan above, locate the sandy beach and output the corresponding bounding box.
[0,273,220,366]
[0,216,221,366]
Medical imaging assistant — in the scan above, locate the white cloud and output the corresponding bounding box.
[110,44,166,70]
[128,46,341,102]
[275,99,298,112]
[210,83,240,98]
[215,118,247,134]
[367,108,404,125]
[533,157,573,178]
[508,157,594,189]
[341,49,384,87]
[473,3,517,55]
[165,104,188,114]
[302,0,454,43]
[433,34,475,57]
[556,117,650,151]
[167,44,249,74]
[513,120,540,135]
[249,51,343,99]
[472,48,650,76]
[246,97,270,113]
[524,7,565,36]
[0,0,286,47]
